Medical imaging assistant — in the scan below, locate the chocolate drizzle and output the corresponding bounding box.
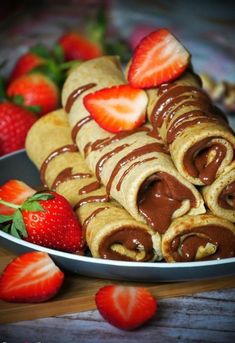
[71,116,93,144]
[40,144,78,187]
[79,180,100,195]
[51,167,91,190]
[74,195,109,211]
[65,83,96,113]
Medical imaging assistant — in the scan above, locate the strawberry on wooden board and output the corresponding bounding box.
[58,32,103,62]
[84,84,148,133]
[0,251,64,303]
[128,28,191,88]
[0,180,35,215]
[95,285,157,330]
[0,191,84,253]
[7,73,60,116]
[0,101,37,156]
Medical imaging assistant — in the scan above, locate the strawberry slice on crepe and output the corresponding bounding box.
[128,28,191,88]
[95,285,157,330]
[0,180,35,215]
[84,84,148,133]
[0,251,64,303]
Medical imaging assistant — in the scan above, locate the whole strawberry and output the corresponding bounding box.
[0,101,36,156]
[0,191,84,253]
[9,51,45,83]
[7,73,60,116]
[58,32,103,62]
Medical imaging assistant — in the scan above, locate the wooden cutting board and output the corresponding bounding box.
[0,246,235,324]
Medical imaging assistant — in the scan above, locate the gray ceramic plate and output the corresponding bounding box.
[1,149,235,282]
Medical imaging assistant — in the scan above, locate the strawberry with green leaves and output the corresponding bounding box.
[0,191,84,253]
[7,73,60,116]
[0,251,64,303]
[95,285,157,330]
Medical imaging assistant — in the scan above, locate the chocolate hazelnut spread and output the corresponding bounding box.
[169,225,235,261]
[183,138,227,185]
[138,172,196,234]
[79,180,100,194]
[218,181,235,209]
[65,83,96,113]
[40,144,78,187]
[71,116,93,143]
[106,142,166,195]
[82,207,108,236]
[74,195,109,211]
[99,227,154,261]
[51,167,91,190]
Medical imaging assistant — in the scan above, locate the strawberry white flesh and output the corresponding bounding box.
[83,85,148,133]
[0,180,35,215]
[95,285,157,330]
[128,28,191,88]
[0,251,64,303]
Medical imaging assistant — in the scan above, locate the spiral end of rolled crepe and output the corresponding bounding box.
[162,214,235,262]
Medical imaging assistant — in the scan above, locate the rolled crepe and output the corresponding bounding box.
[162,213,235,262]
[62,56,205,235]
[25,109,162,262]
[202,161,235,222]
[146,71,235,186]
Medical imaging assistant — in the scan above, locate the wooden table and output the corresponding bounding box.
[0,247,235,343]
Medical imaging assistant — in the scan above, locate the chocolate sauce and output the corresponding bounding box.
[138,172,196,234]
[74,195,109,211]
[82,207,108,237]
[170,225,235,261]
[95,144,129,182]
[79,180,100,195]
[65,83,96,113]
[99,227,154,261]
[106,142,166,195]
[71,116,92,143]
[51,167,91,190]
[218,181,235,209]
[40,144,78,187]
[183,138,227,185]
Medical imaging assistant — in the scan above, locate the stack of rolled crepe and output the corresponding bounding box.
[26,109,162,262]
[62,56,205,236]
[61,56,235,262]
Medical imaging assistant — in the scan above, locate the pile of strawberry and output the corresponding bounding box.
[0,9,131,157]
[0,179,157,330]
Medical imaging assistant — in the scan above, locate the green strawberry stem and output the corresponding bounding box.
[0,199,20,209]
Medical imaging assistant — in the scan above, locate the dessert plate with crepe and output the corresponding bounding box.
[1,149,235,282]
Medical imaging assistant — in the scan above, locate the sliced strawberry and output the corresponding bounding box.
[128,28,191,88]
[0,180,35,215]
[95,285,157,330]
[0,251,64,303]
[84,85,148,133]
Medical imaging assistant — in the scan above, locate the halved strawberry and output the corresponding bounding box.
[128,28,191,88]
[0,251,64,303]
[84,85,148,133]
[95,285,157,330]
[0,180,35,215]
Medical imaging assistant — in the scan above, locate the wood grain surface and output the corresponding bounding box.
[1,246,235,326]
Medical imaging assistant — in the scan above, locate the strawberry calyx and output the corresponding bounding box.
[0,192,54,239]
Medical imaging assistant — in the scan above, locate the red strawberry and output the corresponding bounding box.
[7,73,60,116]
[84,85,148,133]
[9,52,44,82]
[95,285,157,330]
[0,180,35,215]
[58,32,103,61]
[0,191,84,253]
[0,101,36,156]
[0,251,64,303]
[128,28,191,88]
